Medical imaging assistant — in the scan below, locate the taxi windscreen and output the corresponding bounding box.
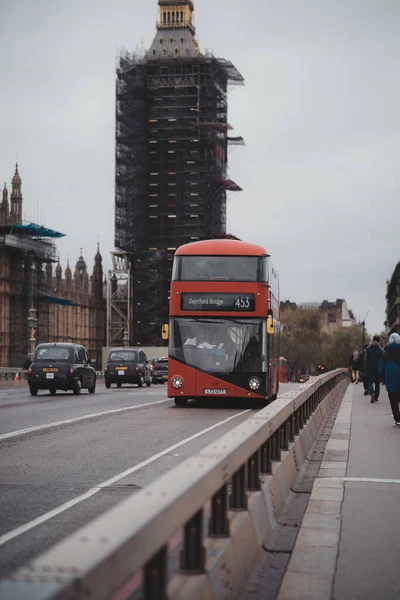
[108,350,139,363]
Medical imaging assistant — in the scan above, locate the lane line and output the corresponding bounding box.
[0,399,170,440]
[1,386,290,439]
[0,409,250,547]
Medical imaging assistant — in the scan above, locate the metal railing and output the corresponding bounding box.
[0,367,26,381]
[0,369,349,599]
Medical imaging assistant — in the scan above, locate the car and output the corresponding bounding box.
[299,374,310,383]
[151,357,168,384]
[104,347,152,389]
[27,343,96,396]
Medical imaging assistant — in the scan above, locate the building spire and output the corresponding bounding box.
[157,0,195,32]
[1,182,9,225]
[10,163,22,225]
[149,0,199,59]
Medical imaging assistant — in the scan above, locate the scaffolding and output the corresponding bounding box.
[107,252,132,347]
[114,46,244,346]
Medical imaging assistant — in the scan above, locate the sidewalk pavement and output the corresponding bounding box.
[278,382,400,600]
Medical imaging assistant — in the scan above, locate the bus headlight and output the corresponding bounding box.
[248,377,261,391]
[171,376,184,390]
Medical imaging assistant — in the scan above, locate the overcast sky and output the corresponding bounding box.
[1,0,399,335]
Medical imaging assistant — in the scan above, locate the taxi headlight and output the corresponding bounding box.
[248,377,261,391]
[171,376,184,390]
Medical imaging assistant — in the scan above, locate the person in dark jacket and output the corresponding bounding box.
[357,344,369,395]
[366,335,383,403]
[380,333,400,424]
[349,350,359,383]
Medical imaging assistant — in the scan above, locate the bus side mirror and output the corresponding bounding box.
[267,315,275,335]
[162,324,169,340]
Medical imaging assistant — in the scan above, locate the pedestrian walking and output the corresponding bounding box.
[358,344,370,395]
[380,333,400,425]
[350,350,359,383]
[366,335,383,403]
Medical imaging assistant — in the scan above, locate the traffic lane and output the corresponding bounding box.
[0,383,296,577]
[0,382,297,436]
[0,384,168,435]
[0,403,252,577]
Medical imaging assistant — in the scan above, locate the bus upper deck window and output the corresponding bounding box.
[176,256,259,282]
[172,257,180,281]
[262,256,269,284]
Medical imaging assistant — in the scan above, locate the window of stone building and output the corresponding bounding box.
[328,312,336,323]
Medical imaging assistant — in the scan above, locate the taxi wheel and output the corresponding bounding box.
[29,386,38,396]
[174,397,188,407]
[88,380,96,394]
[73,380,82,395]
[105,382,111,389]
[117,382,122,388]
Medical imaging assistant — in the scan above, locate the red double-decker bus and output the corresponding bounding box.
[167,239,280,407]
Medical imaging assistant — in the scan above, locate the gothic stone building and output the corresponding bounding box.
[280,299,357,335]
[0,165,106,367]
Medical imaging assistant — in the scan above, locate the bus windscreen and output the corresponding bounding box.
[173,256,260,282]
[170,318,264,374]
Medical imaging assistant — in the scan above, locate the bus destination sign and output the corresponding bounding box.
[181,293,256,312]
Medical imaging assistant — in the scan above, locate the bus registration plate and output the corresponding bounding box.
[205,389,227,395]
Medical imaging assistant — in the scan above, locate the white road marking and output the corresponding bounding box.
[1,387,289,439]
[0,409,251,546]
[326,477,400,485]
[0,399,170,440]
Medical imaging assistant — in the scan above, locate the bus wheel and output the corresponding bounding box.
[174,397,188,407]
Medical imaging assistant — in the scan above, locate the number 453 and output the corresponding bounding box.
[235,297,250,308]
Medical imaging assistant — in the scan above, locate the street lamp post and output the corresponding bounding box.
[27,306,38,361]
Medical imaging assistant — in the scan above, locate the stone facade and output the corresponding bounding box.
[40,250,106,368]
[0,165,106,367]
[280,299,358,335]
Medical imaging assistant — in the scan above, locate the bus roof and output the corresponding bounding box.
[175,239,268,257]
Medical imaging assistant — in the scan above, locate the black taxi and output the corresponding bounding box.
[27,343,96,396]
[104,348,152,389]
[151,357,169,384]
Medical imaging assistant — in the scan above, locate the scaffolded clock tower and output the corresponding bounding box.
[114,0,244,346]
